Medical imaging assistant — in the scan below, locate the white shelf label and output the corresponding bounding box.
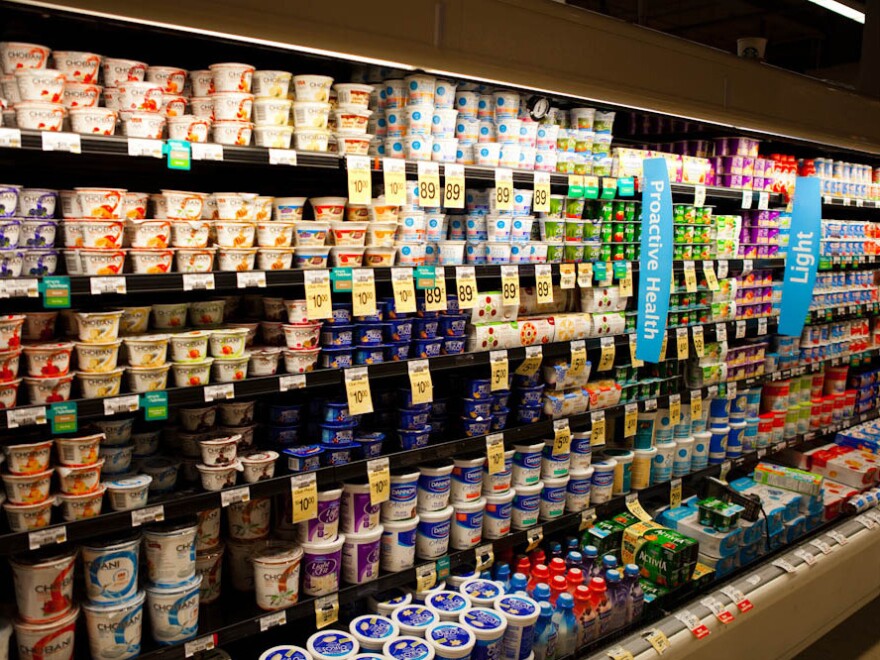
[772,558,797,573]
[279,374,306,392]
[28,525,67,550]
[6,406,47,428]
[736,320,746,339]
[103,395,140,416]
[41,132,81,154]
[131,505,165,527]
[185,635,216,657]
[191,142,224,161]
[259,610,287,632]
[127,137,164,158]
[90,276,127,295]
[758,317,768,335]
[855,514,877,530]
[810,539,832,555]
[204,383,235,402]
[794,548,817,566]
[757,192,770,210]
[236,271,267,289]
[183,273,215,291]
[828,530,849,546]
[0,127,22,148]
[0,278,39,298]
[220,486,250,507]
[268,148,298,166]
[716,322,727,343]
[741,190,753,208]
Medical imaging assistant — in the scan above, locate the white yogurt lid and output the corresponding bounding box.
[391,604,441,633]
[258,645,313,660]
[383,636,435,660]
[103,474,152,489]
[349,615,399,647]
[307,631,359,659]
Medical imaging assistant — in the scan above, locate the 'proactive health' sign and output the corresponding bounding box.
[637,158,673,363]
[779,176,821,336]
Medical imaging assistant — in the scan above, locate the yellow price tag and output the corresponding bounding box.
[383,158,407,206]
[501,265,520,307]
[552,420,572,456]
[526,527,544,552]
[424,266,447,312]
[670,478,682,509]
[352,268,377,317]
[677,328,689,361]
[644,628,670,655]
[669,394,681,426]
[569,340,587,379]
[416,564,437,592]
[494,168,514,211]
[515,345,543,377]
[703,260,720,291]
[624,403,638,438]
[625,492,653,522]
[535,264,554,304]
[304,269,332,320]
[629,335,644,368]
[490,350,508,392]
[533,171,550,213]
[291,473,318,524]
[315,594,339,630]
[417,161,441,207]
[598,337,615,372]
[391,267,417,314]
[660,334,668,361]
[444,163,465,209]
[692,325,705,358]
[578,262,593,288]
[346,155,372,205]
[486,433,506,474]
[345,366,374,415]
[607,647,635,660]
[579,507,597,531]
[691,391,703,422]
[619,262,633,297]
[683,261,698,293]
[455,265,478,309]
[367,457,390,505]
[475,544,495,572]
[591,411,606,446]
[408,359,433,405]
[559,263,575,290]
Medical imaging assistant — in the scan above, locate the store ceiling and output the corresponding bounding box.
[565,0,865,87]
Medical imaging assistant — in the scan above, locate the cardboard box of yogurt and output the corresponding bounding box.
[810,445,880,489]
[621,521,699,587]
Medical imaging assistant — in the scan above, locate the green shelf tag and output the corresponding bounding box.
[612,261,628,280]
[600,177,617,200]
[618,177,635,197]
[141,392,169,421]
[584,175,600,199]
[594,261,608,282]
[49,401,77,434]
[41,276,71,308]
[436,556,451,581]
[331,267,353,293]
[414,266,436,290]
[567,179,585,199]
[166,139,192,171]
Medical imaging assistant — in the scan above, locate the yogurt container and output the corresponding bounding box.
[252,543,303,611]
[418,463,453,512]
[228,497,271,540]
[13,605,79,660]
[81,534,140,603]
[301,535,345,596]
[494,595,540,660]
[82,591,145,660]
[541,440,570,479]
[342,525,383,585]
[416,505,453,559]
[143,522,197,586]
[195,544,223,604]
[370,589,412,617]
[512,482,542,530]
[590,459,616,504]
[298,487,342,544]
[384,637,435,660]
[512,442,543,487]
[383,471,419,522]
[380,516,418,572]
[460,607,507,660]
[539,476,568,521]
[425,622,475,660]
[144,575,201,645]
[483,489,514,539]
[341,481,380,533]
[565,467,593,512]
[450,497,485,549]
[391,605,442,638]
[451,457,484,503]
[260,646,313,660]
[425,591,471,622]
[307,630,359,660]
[104,474,152,511]
[10,550,77,623]
[349,614,399,651]
[460,578,503,608]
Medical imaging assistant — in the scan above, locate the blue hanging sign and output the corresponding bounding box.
[636,158,673,363]
[779,176,821,336]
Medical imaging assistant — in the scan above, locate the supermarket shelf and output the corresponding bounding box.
[0,317,778,432]
[818,255,880,271]
[823,196,880,210]
[4,129,341,169]
[808,302,880,324]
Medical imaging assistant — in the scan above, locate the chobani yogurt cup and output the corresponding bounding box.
[82,591,145,660]
[13,605,79,660]
[298,486,341,544]
[349,614,399,651]
[416,505,453,560]
[259,646,313,660]
[380,515,418,572]
[252,543,303,611]
[342,525,383,585]
[341,480,380,534]
[425,591,471,622]
[104,474,151,511]
[308,630,359,660]
[391,604,441,638]
[81,534,140,603]
[459,607,507,660]
[10,550,77,623]
[382,471,419,522]
[143,522,197,586]
[384,636,435,660]
[144,575,201,645]
[228,496,271,540]
[195,543,224,604]
[300,534,345,596]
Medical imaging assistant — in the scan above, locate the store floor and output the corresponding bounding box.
[794,597,880,659]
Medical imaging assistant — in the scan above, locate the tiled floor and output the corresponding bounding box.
[794,597,880,659]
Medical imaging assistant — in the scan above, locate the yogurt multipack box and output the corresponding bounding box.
[621,521,699,588]
[657,506,742,559]
[821,478,860,521]
[809,445,880,489]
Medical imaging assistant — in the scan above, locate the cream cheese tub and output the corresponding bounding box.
[81,534,140,603]
[252,543,303,611]
[10,549,77,623]
[145,575,201,645]
[143,522,197,586]
[13,605,79,660]
[82,591,145,660]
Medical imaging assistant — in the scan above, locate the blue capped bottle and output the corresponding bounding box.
[581,544,598,579]
[552,592,578,656]
[509,572,529,596]
[624,564,644,625]
[532,582,552,605]
[605,569,627,632]
[494,563,511,593]
[533,601,559,660]
[591,554,618,580]
[565,550,583,570]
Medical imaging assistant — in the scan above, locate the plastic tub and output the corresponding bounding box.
[343,525,383,585]
[494,594,540,660]
[566,466,593,512]
[81,534,140,603]
[392,604,442,638]
[418,463,453,512]
[380,515,419,572]
[416,505,453,560]
[631,447,657,490]
[384,637,435,660]
[451,457,485,503]
[450,497,485,549]
[227,497,270,541]
[512,482,542,530]
[143,522,197,586]
[252,543,303,611]
[482,489,514,540]
[425,622,475,660]
[539,476,568,521]
[1,469,52,504]
[307,630,359,660]
[590,459,616,504]
[513,442,543,487]
[104,474,151,511]
[260,646,312,660]
[300,534,345,596]
[541,440,570,479]
[459,607,507,660]
[196,544,223,604]
[145,575,201,645]
[13,605,79,660]
[82,591,145,660]
[383,471,419,522]
[10,550,77,623]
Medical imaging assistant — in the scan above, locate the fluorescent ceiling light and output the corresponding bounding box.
[806,0,866,23]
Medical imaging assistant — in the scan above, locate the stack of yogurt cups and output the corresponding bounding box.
[250,69,293,148]
[394,182,444,266]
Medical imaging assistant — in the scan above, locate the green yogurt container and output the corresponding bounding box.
[546,242,565,263]
[564,219,585,242]
[564,244,585,262]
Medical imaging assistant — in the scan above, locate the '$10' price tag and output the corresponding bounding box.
[291,473,318,524]
[304,270,332,320]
